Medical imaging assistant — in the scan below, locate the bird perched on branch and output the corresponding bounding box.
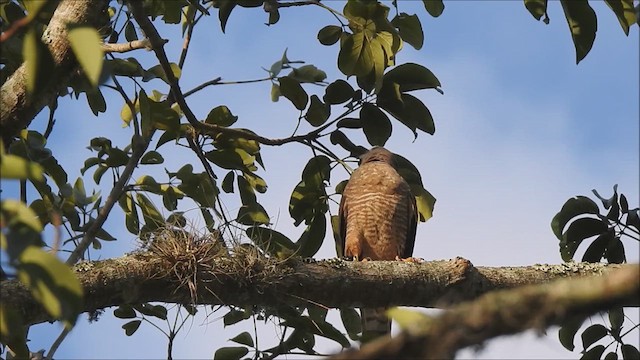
[338,146,418,342]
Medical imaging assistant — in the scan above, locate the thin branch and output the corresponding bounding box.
[183,76,274,98]
[65,135,148,265]
[44,327,69,360]
[275,0,320,8]
[101,38,154,53]
[128,1,200,127]
[0,0,55,42]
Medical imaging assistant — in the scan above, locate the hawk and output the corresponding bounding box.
[338,146,418,341]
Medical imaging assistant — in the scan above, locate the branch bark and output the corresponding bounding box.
[331,264,639,359]
[1,251,636,327]
[0,0,110,144]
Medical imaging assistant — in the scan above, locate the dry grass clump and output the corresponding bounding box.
[141,224,290,305]
[143,225,227,303]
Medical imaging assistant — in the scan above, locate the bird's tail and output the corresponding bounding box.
[360,307,391,343]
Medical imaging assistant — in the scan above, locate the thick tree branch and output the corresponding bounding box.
[1,250,636,327]
[0,0,110,144]
[332,264,639,359]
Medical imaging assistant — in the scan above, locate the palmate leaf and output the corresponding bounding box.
[338,1,402,92]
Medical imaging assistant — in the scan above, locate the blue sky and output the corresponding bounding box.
[5,1,638,359]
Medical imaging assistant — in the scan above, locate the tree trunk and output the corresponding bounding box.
[0,0,109,144]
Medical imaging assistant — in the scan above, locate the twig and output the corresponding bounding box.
[44,327,69,360]
[0,0,55,42]
[43,103,56,139]
[275,0,320,8]
[101,38,154,53]
[66,135,148,265]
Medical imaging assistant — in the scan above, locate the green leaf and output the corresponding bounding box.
[86,89,107,116]
[331,215,342,256]
[218,0,237,33]
[144,63,182,84]
[230,331,254,347]
[413,185,436,222]
[324,79,355,105]
[206,148,250,172]
[340,308,362,340]
[551,196,600,240]
[67,26,104,87]
[289,180,328,226]
[605,238,626,264]
[288,65,327,83]
[214,346,248,360]
[581,229,614,263]
[17,246,83,328]
[608,307,624,330]
[337,118,362,129]
[139,89,154,140]
[525,0,549,23]
[118,193,140,234]
[422,0,444,17]
[318,25,343,46]
[604,351,618,360]
[223,309,251,326]
[386,307,431,335]
[295,214,326,257]
[222,171,235,193]
[330,130,366,157]
[134,303,168,320]
[360,103,392,146]
[622,345,640,359]
[136,193,165,232]
[270,83,281,102]
[392,13,424,50]
[23,28,54,94]
[246,226,295,256]
[592,185,618,210]
[279,77,308,110]
[243,172,267,193]
[619,194,629,213]
[382,63,441,92]
[379,93,435,137]
[581,345,605,360]
[140,151,164,165]
[305,95,330,127]
[122,320,141,336]
[604,0,636,36]
[237,174,257,205]
[0,154,44,181]
[205,105,238,127]
[237,203,270,225]
[561,217,607,261]
[0,304,29,359]
[581,324,608,350]
[301,155,331,189]
[114,305,136,319]
[1,199,43,233]
[124,21,138,41]
[559,316,585,351]
[560,0,597,64]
